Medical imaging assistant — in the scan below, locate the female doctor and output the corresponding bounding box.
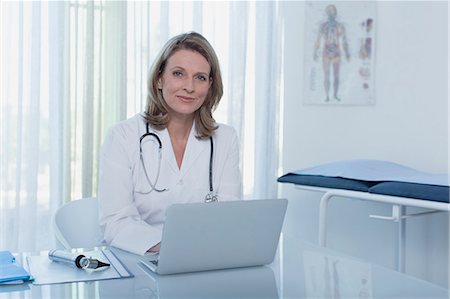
[98,32,242,255]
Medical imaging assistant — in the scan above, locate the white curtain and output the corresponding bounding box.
[0,1,282,252]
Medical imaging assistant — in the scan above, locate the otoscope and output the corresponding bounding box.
[48,249,110,270]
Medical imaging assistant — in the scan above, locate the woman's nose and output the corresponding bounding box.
[183,78,194,93]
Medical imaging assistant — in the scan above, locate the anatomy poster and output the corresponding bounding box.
[304,1,376,105]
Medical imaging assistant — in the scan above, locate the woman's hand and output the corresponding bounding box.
[148,243,161,253]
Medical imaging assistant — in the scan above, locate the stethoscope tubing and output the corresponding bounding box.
[138,123,215,201]
[139,129,166,193]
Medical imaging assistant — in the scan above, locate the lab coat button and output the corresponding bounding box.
[178,179,184,185]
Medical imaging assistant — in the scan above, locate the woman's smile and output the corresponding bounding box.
[176,95,196,103]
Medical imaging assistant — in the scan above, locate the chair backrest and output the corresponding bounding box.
[53,197,102,249]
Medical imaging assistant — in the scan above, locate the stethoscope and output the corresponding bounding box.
[137,123,217,203]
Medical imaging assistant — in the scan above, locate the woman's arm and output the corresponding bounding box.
[98,124,161,255]
[215,126,243,201]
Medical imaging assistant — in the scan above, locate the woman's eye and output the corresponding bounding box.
[173,71,183,77]
[196,75,207,81]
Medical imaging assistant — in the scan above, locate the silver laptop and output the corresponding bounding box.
[139,198,288,275]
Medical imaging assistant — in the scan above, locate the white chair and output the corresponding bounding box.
[53,197,103,249]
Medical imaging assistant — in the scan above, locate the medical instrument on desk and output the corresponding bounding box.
[48,249,110,270]
[138,123,217,202]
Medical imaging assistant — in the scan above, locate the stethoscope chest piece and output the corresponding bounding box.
[205,192,218,203]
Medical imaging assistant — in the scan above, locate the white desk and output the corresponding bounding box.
[1,233,448,299]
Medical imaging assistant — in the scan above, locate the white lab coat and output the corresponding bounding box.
[98,113,242,255]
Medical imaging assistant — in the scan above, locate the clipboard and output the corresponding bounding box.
[26,248,133,285]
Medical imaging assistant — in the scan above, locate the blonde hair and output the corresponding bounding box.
[144,32,223,139]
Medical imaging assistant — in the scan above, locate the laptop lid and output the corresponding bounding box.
[142,198,287,275]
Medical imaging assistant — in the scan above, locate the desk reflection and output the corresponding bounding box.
[4,234,448,299]
[135,264,279,299]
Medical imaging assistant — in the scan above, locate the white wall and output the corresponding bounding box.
[280,1,448,287]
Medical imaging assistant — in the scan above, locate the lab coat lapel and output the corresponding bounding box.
[179,124,208,177]
[159,128,180,174]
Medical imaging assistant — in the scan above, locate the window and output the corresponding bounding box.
[0,1,282,252]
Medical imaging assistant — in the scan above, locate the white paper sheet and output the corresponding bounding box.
[295,160,449,186]
[26,248,133,285]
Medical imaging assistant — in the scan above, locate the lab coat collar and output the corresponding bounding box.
[154,121,209,177]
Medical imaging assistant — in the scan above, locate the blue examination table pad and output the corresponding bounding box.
[278,160,449,203]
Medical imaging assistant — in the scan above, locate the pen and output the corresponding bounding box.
[48,249,110,270]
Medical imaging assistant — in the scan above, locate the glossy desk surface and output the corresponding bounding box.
[1,234,448,299]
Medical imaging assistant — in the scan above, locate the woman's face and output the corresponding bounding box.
[157,49,212,120]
